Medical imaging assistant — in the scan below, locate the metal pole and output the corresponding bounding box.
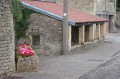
[63,0,69,55]
[114,0,117,20]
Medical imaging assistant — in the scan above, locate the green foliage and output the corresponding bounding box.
[15,8,34,40]
[117,0,120,11]
[12,0,34,41]
[12,0,22,22]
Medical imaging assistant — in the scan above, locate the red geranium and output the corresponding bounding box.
[18,44,35,57]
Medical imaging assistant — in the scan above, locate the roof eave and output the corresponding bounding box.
[20,2,75,25]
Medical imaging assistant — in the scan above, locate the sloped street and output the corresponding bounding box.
[5,31,120,79]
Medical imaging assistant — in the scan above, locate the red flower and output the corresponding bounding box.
[18,44,35,57]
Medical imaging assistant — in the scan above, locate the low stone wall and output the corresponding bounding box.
[17,55,39,72]
[70,39,105,55]
[0,0,15,75]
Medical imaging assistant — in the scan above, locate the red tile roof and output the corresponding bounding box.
[20,0,107,24]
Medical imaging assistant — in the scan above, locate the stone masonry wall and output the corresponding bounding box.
[0,0,15,75]
[28,13,63,56]
[40,0,115,14]
[116,12,120,29]
[96,0,115,13]
[70,0,95,14]
[55,0,95,14]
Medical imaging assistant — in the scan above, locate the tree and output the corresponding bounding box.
[117,0,120,11]
[12,0,22,22]
[12,0,34,43]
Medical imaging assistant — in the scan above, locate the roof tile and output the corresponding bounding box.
[21,0,107,23]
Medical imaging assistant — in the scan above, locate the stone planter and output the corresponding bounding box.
[16,55,39,72]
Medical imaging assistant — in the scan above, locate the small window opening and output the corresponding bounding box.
[32,35,40,45]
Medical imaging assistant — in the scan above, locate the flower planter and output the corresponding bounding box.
[16,55,39,72]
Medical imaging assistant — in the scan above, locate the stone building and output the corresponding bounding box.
[42,0,116,33]
[0,0,15,76]
[21,0,108,55]
[116,12,120,29]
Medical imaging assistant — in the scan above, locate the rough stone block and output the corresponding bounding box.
[17,55,40,72]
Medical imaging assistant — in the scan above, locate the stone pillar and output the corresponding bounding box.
[100,23,105,38]
[89,24,95,41]
[94,24,96,40]
[96,24,101,40]
[79,25,85,44]
[29,35,33,45]
[68,26,71,51]
[0,0,15,75]
[105,22,109,34]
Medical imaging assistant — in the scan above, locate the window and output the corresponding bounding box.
[32,35,40,46]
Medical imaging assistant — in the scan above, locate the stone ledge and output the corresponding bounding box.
[70,39,105,54]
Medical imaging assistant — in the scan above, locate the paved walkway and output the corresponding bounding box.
[11,32,120,79]
[79,56,120,79]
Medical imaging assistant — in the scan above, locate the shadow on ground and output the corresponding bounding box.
[2,76,25,79]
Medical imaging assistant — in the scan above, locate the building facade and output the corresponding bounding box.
[45,0,116,33]
[0,0,15,75]
[95,0,116,33]
[28,13,63,55]
[21,0,107,55]
[28,13,107,55]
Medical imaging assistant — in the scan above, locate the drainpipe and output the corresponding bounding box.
[63,0,69,55]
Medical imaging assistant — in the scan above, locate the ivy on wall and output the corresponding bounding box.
[12,0,22,22]
[12,0,34,42]
[15,8,34,41]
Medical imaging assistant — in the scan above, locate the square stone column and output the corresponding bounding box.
[89,24,95,41]
[96,24,101,40]
[100,23,105,38]
[68,26,71,51]
[105,22,109,34]
[94,24,97,40]
[79,25,85,44]
[29,35,32,45]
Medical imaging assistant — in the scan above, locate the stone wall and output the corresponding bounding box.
[40,0,115,14]
[54,0,95,14]
[70,0,95,14]
[96,0,115,13]
[116,12,120,29]
[0,0,15,75]
[50,0,115,14]
[28,13,63,56]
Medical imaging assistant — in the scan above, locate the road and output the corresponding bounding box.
[4,32,120,79]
